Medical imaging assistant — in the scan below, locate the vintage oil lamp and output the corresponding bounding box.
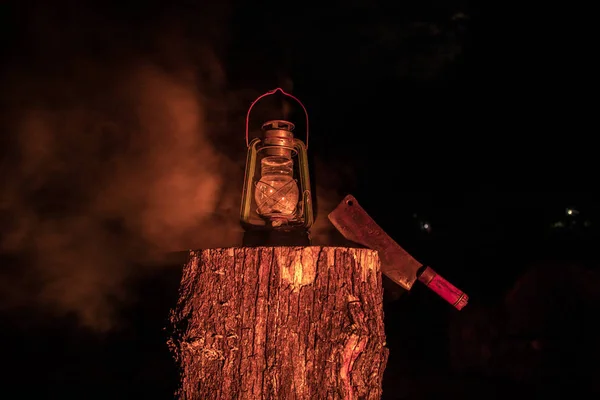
[240,88,314,246]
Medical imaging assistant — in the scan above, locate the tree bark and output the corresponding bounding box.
[168,246,388,400]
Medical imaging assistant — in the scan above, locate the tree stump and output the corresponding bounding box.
[168,246,388,400]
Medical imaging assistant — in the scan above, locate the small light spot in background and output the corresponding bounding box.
[551,206,592,230]
[413,213,431,233]
[420,221,431,233]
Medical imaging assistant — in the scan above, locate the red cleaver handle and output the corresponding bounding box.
[417,266,469,310]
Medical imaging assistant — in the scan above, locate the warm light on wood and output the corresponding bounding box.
[168,246,388,400]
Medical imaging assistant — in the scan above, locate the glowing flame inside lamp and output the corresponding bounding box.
[240,89,313,231]
[254,149,299,219]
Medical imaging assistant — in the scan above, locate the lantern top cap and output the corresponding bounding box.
[262,120,295,132]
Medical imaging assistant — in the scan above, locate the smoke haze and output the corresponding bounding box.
[0,2,237,331]
[1,65,243,331]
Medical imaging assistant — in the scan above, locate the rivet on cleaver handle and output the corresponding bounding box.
[328,194,468,310]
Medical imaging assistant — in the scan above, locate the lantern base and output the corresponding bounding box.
[242,229,311,247]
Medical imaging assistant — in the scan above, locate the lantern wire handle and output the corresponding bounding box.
[245,87,309,149]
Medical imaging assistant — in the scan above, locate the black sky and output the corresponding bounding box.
[1,0,598,398]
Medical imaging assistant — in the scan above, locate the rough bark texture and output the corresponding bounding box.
[168,246,388,400]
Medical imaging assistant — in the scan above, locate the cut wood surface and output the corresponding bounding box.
[168,246,388,400]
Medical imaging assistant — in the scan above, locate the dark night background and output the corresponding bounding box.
[1,0,598,398]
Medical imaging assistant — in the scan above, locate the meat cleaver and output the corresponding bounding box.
[328,194,468,310]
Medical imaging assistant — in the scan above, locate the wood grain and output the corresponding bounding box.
[168,246,388,400]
